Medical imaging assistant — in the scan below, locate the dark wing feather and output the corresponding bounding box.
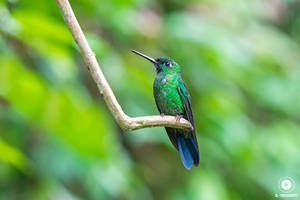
[177,77,198,148]
[165,127,178,150]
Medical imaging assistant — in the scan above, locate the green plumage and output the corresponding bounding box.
[132,50,199,170]
[154,72,184,115]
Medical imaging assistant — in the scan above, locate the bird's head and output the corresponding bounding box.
[131,50,180,74]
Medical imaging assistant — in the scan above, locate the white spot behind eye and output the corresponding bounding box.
[165,62,171,67]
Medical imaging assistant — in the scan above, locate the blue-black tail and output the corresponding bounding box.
[177,134,199,170]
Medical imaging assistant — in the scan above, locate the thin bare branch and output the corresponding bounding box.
[55,0,193,131]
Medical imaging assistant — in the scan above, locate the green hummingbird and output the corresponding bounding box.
[131,50,199,170]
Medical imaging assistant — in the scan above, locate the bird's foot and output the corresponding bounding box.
[175,115,183,122]
[160,113,165,118]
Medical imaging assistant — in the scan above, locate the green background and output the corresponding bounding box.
[0,0,300,199]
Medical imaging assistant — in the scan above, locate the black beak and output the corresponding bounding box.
[131,50,157,64]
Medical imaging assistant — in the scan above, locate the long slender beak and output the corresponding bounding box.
[131,50,157,64]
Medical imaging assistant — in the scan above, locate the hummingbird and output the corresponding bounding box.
[131,50,199,170]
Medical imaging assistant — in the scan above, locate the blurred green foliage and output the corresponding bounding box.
[1,0,300,199]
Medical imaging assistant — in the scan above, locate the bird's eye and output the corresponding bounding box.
[165,62,171,67]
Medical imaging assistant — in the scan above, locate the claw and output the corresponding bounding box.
[175,115,183,122]
[160,113,165,117]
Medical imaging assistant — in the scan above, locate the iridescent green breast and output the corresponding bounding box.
[153,73,184,115]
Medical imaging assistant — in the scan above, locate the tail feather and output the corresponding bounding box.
[177,137,193,170]
[177,135,199,170]
[186,137,199,166]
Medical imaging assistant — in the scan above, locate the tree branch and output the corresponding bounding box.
[55,0,193,131]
